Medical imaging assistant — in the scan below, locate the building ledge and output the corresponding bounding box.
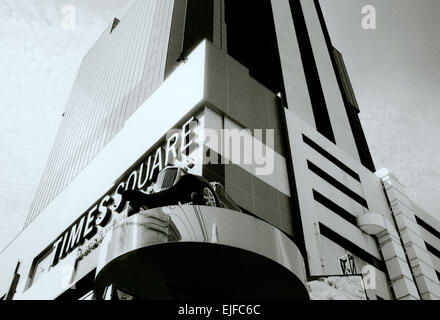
[94,205,309,300]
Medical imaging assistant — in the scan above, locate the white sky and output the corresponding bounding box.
[0,0,439,250]
[320,0,440,216]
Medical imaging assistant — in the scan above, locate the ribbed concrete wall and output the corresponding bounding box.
[25,0,175,226]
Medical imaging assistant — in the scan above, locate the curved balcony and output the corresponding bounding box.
[94,205,309,300]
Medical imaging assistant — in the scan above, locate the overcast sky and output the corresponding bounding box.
[0,0,439,250]
[320,0,440,215]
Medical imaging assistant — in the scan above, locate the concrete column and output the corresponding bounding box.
[380,171,440,300]
[213,0,227,50]
[358,213,420,300]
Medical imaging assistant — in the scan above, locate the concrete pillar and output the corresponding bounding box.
[379,171,440,300]
[358,212,420,300]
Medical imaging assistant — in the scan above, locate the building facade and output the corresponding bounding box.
[1,0,440,300]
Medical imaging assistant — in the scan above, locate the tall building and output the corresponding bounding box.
[1,0,440,300]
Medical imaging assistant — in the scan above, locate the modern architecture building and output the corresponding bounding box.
[1,0,439,300]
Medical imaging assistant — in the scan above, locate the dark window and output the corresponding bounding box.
[333,48,359,112]
[288,0,335,143]
[415,216,440,241]
[307,161,369,208]
[225,0,284,94]
[343,103,376,172]
[313,190,358,227]
[425,242,440,261]
[182,0,214,57]
[319,223,386,272]
[436,271,440,282]
[156,167,179,191]
[303,135,361,181]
